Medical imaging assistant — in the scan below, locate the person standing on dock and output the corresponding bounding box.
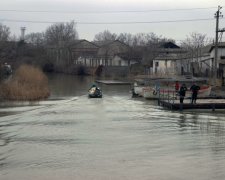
[175,81,180,93]
[190,83,200,104]
[179,84,187,104]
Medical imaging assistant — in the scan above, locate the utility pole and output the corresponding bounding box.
[213,6,223,86]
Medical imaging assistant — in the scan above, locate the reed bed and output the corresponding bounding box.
[0,65,50,100]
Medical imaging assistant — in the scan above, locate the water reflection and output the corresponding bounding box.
[177,113,225,135]
[47,73,95,98]
[47,73,132,98]
[177,114,188,128]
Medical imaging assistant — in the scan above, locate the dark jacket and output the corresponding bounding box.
[179,85,187,97]
[190,85,200,94]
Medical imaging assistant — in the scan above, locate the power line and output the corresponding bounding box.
[175,39,214,42]
[0,19,61,24]
[78,18,216,24]
[0,18,221,24]
[0,7,219,14]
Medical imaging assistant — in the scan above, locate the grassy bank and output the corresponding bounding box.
[0,65,50,100]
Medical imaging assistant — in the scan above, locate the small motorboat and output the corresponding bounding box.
[88,86,102,98]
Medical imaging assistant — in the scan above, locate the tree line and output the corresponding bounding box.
[0,20,212,48]
[0,20,212,72]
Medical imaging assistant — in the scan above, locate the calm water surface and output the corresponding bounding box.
[0,74,225,180]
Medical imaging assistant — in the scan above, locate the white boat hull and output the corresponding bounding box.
[143,86,212,99]
[133,85,145,96]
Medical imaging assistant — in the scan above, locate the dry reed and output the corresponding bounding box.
[0,64,50,100]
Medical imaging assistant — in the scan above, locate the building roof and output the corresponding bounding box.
[154,53,181,61]
[93,40,130,48]
[115,53,142,62]
[160,41,180,49]
[154,41,185,53]
[47,39,99,50]
[69,39,99,47]
[97,40,131,56]
[209,42,225,52]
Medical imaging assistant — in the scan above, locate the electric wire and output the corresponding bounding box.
[0,7,219,14]
[0,18,221,24]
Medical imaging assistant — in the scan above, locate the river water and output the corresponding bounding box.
[0,74,225,180]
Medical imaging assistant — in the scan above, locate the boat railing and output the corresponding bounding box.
[158,89,176,104]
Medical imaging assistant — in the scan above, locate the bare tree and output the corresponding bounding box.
[180,32,211,50]
[117,32,172,47]
[124,32,174,66]
[117,33,134,46]
[45,21,78,45]
[180,32,212,63]
[25,32,45,46]
[0,24,14,65]
[0,23,10,41]
[131,33,159,46]
[180,32,212,75]
[94,30,117,42]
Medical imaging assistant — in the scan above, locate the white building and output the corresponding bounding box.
[152,42,186,76]
[182,42,225,78]
[209,42,225,77]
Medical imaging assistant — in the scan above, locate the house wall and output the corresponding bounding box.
[75,57,114,67]
[210,48,225,57]
[198,56,212,76]
[176,58,189,75]
[152,59,176,75]
[112,56,135,66]
[47,40,138,70]
[112,56,124,66]
[47,40,99,67]
[75,57,101,67]
[48,47,71,66]
[210,47,225,79]
[152,45,225,78]
[75,55,138,68]
[177,55,212,76]
[210,48,225,65]
[151,42,186,76]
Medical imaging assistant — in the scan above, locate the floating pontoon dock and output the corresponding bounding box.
[95,80,132,85]
[159,99,225,111]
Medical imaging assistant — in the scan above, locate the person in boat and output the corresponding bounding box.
[1,62,12,76]
[190,83,200,104]
[179,83,187,104]
[88,83,102,97]
[88,84,97,94]
[175,81,180,93]
[89,83,97,90]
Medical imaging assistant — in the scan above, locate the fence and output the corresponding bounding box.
[158,89,177,105]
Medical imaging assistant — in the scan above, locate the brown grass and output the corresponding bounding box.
[0,64,50,100]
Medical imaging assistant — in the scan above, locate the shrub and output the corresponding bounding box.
[0,64,50,100]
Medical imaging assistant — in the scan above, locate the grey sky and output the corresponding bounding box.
[0,0,224,43]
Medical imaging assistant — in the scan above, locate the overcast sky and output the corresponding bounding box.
[0,0,224,43]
